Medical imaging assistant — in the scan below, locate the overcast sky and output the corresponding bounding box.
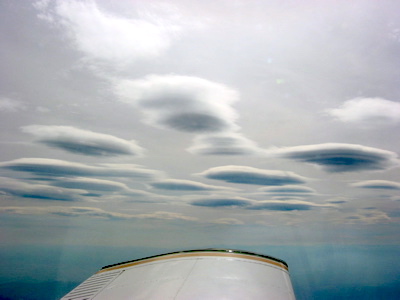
[1,2,400,295]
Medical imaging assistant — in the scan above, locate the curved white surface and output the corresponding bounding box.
[61,250,296,300]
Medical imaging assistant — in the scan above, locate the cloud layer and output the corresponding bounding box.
[351,180,400,190]
[0,158,162,180]
[189,197,331,212]
[275,143,399,172]
[0,177,84,201]
[0,206,196,221]
[115,75,239,133]
[190,197,253,207]
[327,98,400,125]
[149,179,235,191]
[22,125,144,157]
[248,200,329,211]
[198,165,307,185]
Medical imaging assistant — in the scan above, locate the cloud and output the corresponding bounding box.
[0,158,162,180]
[0,206,197,221]
[35,0,181,65]
[22,125,144,157]
[351,180,400,190]
[248,200,331,211]
[326,98,400,125]
[344,210,391,224]
[0,98,26,112]
[258,185,316,194]
[134,211,197,221]
[0,177,83,201]
[115,75,239,133]
[0,206,136,220]
[187,133,262,155]
[197,165,307,185]
[189,195,333,211]
[50,177,129,192]
[50,177,166,200]
[190,197,253,207]
[149,179,236,191]
[275,143,399,172]
[212,218,244,225]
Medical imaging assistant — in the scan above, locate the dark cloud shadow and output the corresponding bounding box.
[161,112,229,133]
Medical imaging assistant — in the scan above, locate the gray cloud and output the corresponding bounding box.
[187,133,262,156]
[275,143,399,172]
[248,200,331,211]
[134,211,197,221]
[22,125,144,157]
[258,185,316,194]
[0,206,131,220]
[51,177,129,192]
[0,158,162,180]
[48,177,169,201]
[189,196,332,211]
[0,177,83,201]
[351,180,400,190]
[0,206,197,221]
[343,210,391,224]
[0,98,26,113]
[190,197,253,208]
[161,112,229,133]
[149,179,236,191]
[115,75,239,133]
[326,98,400,126]
[212,218,244,225]
[198,165,307,186]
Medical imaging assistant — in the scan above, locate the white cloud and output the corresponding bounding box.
[22,125,144,157]
[274,143,399,172]
[115,75,239,133]
[35,0,181,65]
[187,133,262,155]
[326,98,400,125]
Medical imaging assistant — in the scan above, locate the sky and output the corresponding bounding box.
[0,0,400,299]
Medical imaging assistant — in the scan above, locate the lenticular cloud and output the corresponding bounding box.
[22,125,144,157]
[115,75,240,133]
[275,143,399,172]
[198,165,307,186]
[187,133,262,155]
